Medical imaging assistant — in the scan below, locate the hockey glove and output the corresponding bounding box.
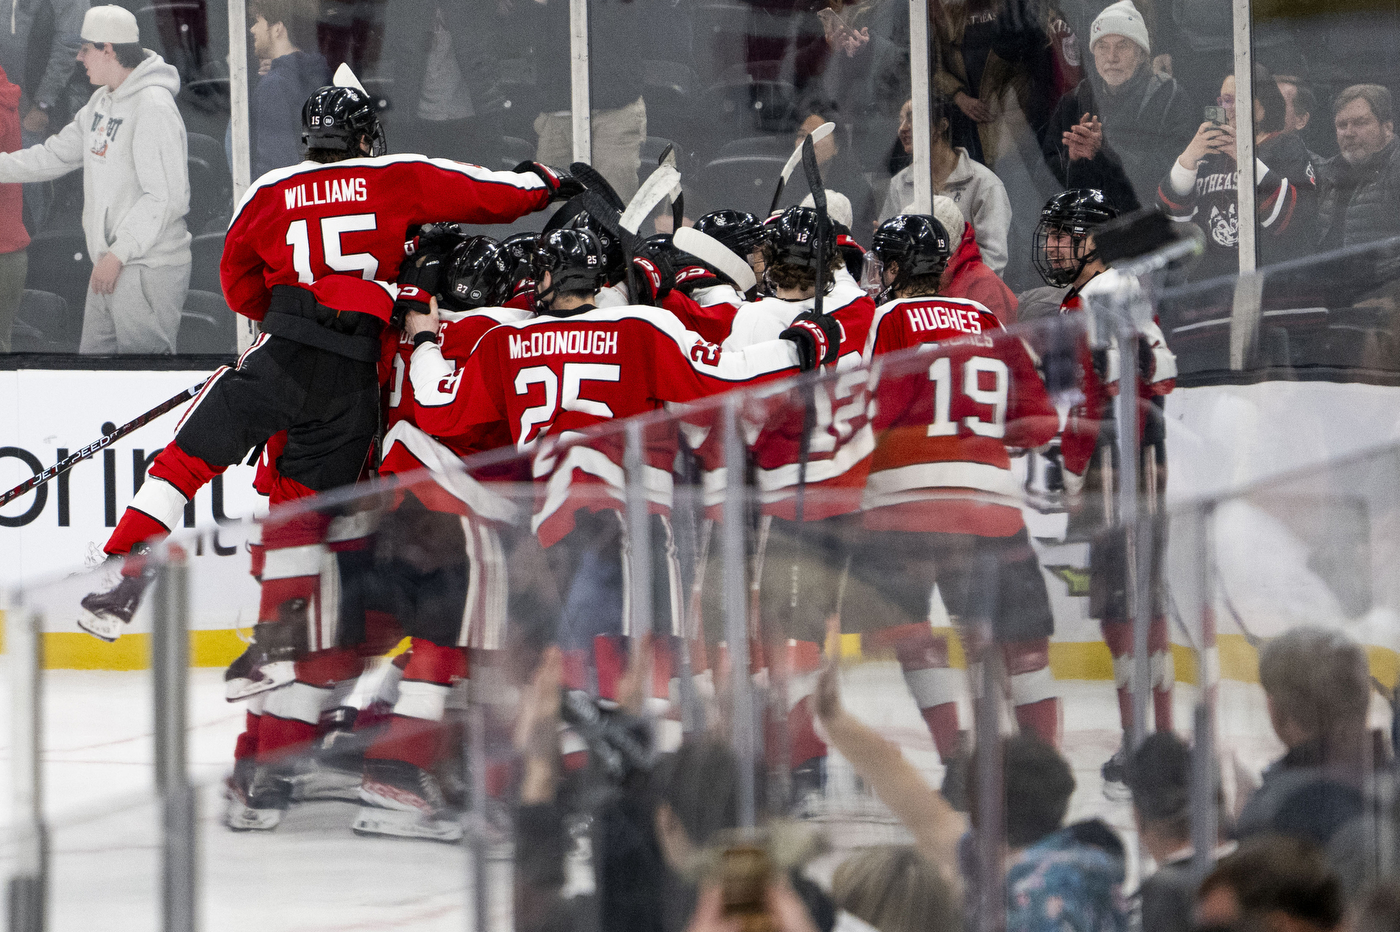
[513,161,587,203]
[631,249,675,306]
[405,222,463,259]
[781,310,841,371]
[390,252,442,330]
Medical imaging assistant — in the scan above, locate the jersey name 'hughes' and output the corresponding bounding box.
[508,329,619,359]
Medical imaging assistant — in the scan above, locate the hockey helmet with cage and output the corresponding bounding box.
[565,211,626,286]
[532,228,608,309]
[694,209,766,259]
[302,85,386,158]
[872,214,952,298]
[441,236,511,311]
[1033,189,1119,288]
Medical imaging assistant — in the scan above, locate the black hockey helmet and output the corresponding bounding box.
[532,228,607,308]
[1033,188,1119,287]
[694,209,766,259]
[565,211,626,286]
[764,206,837,270]
[500,232,539,294]
[872,214,952,297]
[302,85,386,159]
[441,236,510,311]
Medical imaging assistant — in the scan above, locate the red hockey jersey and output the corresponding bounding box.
[863,295,1058,536]
[720,272,878,520]
[221,154,550,322]
[409,304,803,545]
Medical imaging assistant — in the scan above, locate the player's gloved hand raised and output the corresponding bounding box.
[630,248,675,305]
[390,252,444,330]
[781,310,841,371]
[513,161,587,203]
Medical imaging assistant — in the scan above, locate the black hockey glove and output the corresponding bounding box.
[404,222,463,259]
[513,161,587,203]
[389,252,443,330]
[781,310,841,371]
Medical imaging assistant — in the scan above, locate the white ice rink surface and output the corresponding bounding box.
[0,661,1292,932]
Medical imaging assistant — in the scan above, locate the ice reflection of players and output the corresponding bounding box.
[1032,189,1178,788]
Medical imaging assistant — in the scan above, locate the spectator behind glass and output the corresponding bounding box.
[0,6,190,354]
[248,0,329,181]
[1274,75,1321,159]
[1041,1,1196,213]
[781,112,876,238]
[811,660,1129,932]
[1236,625,1390,899]
[830,846,961,932]
[931,194,1017,323]
[0,65,28,353]
[1196,836,1347,932]
[877,96,1012,273]
[1124,732,1229,932]
[1317,85,1400,254]
[1157,64,1317,280]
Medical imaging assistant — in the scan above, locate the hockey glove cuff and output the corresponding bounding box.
[631,253,674,305]
[404,222,463,259]
[513,161,587,202]
[389,282,434,331]
[781,311,841,371]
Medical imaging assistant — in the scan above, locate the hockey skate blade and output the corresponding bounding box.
[224,800,284,832]
[352,806,463,842]
[225,660,295,702]
[76,610,123,642]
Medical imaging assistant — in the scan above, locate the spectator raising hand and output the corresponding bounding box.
[1064,113,1104,162]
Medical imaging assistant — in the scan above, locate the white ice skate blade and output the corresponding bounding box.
[224,661,295,702]
[76,610,123,643]
[352,806,462,842]
[224,801,284,832]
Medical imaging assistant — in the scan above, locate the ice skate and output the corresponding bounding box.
[225,762,293,831]
[77,571,153,642]
[290,753,364,804]
[224,613,306,701]
[354,759,463,842]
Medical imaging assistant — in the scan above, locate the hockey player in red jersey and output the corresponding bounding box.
[348,235,535,840]
[1033,189,1178,787]
[710,207,876,794]
[79,84,568,646]
[407,228,836,701]
[843,215,1061,789]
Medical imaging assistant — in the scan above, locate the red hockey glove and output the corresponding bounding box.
[780,310,841,371]
[513,161,587,203]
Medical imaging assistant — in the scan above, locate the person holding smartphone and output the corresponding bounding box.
[1157,63,1319,280]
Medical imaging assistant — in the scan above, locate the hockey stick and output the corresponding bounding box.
[0,380,207,508]
[657,143,684,232]
[673,227,758,293]
[569,161,625,211]
[570,188,659,305]
[619,163,682,235]
[768,121,834,217]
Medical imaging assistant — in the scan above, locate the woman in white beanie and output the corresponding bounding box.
[1040,0,1196,211]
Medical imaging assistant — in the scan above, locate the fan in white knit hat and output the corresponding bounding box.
[81,5,140,45]
[1089,0,1150,56]
[931,195,965,246]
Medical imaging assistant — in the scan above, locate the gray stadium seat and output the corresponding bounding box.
[178,289,235,354]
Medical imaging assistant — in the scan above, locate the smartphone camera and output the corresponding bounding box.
[1204,105,1227,125]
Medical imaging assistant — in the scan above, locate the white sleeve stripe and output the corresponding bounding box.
[1262,177,1289,228]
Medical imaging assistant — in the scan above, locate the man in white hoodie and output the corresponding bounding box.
[0,5,190,353]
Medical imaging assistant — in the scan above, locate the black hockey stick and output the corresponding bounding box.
[0,380,207,507]
[569,188,662,306]
[768,121,834,218]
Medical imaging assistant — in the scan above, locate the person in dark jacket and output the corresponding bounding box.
[248,0,330,180]
[1317,84,1400,255]
[1157,64,1318,280]
[1042,1,1197,212]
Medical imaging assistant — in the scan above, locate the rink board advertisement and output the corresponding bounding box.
[3,369,1400,681]
[0,368,265,662]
